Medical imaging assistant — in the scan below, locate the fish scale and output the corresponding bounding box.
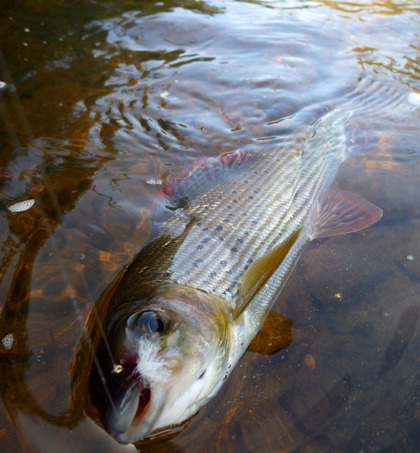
[165,112,347,304]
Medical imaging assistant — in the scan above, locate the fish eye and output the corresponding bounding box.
[127,311,168,336]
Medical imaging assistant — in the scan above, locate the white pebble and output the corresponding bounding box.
[8,199,35,212]
[0,81,6,90]
[146,179,162,185]
[408,92,420,106]
[2,333,14,350]
[407,255,414,261]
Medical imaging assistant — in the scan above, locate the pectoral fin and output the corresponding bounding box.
[233,228,301,319]
[233,190,381,320]
[247,310,293,355]
[310,189,383,240]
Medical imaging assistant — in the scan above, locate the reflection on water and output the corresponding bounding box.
[0,0,419,451]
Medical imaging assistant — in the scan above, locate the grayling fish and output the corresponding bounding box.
[87,108,382,443]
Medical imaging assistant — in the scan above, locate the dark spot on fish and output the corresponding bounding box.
[231,247,237,253]
[184,270,190,276]
[226,270,232,275]
[227,205,232,209]
[249,195,254,200]
[209,271,217,278]
[233,199,238,203]
[202,227,209,231]
[202,280,209,285]
[244,231,249,236]
[254,171,258,175]
[236,238,243,243]
[247,258,253,264]
[196,244,204,251]
[218,195,222,199]
[244,179,248,183]
[197,221,202,226]
[218,236,224,242]
[201,237,211,244]
[244,265,249,270]
[220,260,227,266]
[196,258,204,263]
[232,190,237,194]
[216,225,223,231]
[264,170,268,173]
[252,220,258,224]
[224,218,230,223]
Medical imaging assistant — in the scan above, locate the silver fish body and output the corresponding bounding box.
[87,109,382,443]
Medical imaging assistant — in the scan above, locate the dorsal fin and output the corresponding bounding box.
[233,228,302,319]
[150,148,254,225]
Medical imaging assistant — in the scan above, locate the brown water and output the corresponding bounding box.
[0,0,419,452]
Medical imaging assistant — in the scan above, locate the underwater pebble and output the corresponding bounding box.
[8,199,35,212]
[2,333,14,350]
[408,92,420,106]
[406,255,414,261]
[304,353,316,370]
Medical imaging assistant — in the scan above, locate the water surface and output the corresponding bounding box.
[0,0,419,452]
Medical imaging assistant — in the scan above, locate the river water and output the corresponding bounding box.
[0,0,419,452]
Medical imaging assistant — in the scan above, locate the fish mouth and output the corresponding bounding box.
[104,379,164,444]
[132,386,151,426]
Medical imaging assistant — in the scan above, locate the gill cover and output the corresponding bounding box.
[88,284,231,443]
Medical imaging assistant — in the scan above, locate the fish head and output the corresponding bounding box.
[89,283,231,443]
